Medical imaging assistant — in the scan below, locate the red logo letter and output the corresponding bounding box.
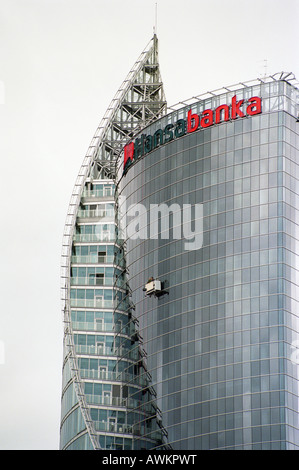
[124,142,134,168]
[231,95,245,119]
[200,109,213,128]
[215,104,230,124]
[247,96,262,116]
[187,109,199,133]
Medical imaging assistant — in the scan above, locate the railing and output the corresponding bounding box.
[75,344,118,356]
[70,298,114,309]
[71,321,114,332]
[70,277,113,287]
[91,421,163,442]
[70,298,129,311]
[82,189,114,198]
[71,321,133,335]
[79,368,148,386]
[77,209,114,219]
[74,344,140,360]
[94,421,133,434]
[71,255,114,264]
[73,233,115,243]
[85,394,138,409]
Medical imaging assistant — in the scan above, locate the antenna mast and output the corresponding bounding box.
[154,2,158,35]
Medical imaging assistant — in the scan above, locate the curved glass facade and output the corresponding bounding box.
[60,35,169,450]
[117,78,299,449]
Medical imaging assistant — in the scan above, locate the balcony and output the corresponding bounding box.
[70,297,129,312]
[70,277,113,287]
[71,255,114,264]
[75,344,118,356]
[78,368,148,387]
[93,420,133,435]
[82,188,114,199]
[77,209,114,221]
[70,298,114,309]
[71,321,114,333]
[74,344,140,361]
[73,233,115,243]
[85,394,138,409]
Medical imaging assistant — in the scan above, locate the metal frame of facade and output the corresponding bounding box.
[167,72,299,111]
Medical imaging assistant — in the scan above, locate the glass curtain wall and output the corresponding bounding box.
[117,80,299,449]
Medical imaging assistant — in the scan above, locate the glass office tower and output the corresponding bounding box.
[116,74,299,449]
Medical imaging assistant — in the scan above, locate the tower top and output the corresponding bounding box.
[153,2,158,35]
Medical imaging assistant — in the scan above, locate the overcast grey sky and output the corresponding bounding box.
[0,0,298,450]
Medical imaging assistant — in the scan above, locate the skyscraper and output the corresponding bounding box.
[116,71,299,450]
[60,35,299,450]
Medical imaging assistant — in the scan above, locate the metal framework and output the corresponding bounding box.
[167,71,299,111]
[60,35,167,450]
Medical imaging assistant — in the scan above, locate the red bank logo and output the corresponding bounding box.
[124,142,135,169]
[123,95,262,171]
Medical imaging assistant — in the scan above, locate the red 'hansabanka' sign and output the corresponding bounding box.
[123,95,262,170]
